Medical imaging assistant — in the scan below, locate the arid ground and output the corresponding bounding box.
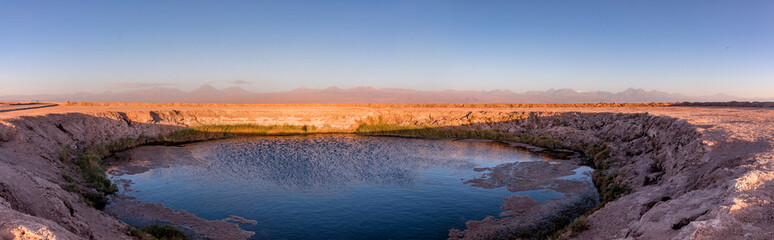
[0,102,772,239]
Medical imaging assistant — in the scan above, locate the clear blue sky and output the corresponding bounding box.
[1,0,772,97]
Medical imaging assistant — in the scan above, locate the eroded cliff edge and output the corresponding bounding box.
[0,106,772,239]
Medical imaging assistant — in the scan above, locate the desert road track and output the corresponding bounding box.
[0,103,58,113]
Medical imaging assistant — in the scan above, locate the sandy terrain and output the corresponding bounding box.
[0,103,772,239]
[0,103,57,113]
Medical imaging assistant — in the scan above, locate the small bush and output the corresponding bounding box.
[68,137,145,210]
[593,149,610,169]
[62,173,73,182]
[64,182,79,193]
[140,224,189,240]
[568,216,588,234]
[129,226,156,240]
[77,150,117,195]
[58,144,74,163]
[82,190,108,210]
[603,185,633,202]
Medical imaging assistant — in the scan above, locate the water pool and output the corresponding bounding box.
[107,135,590,239]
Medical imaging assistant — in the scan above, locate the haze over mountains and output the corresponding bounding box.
[0,85,758,104]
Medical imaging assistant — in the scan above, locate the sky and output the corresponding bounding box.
[1,0,772,97]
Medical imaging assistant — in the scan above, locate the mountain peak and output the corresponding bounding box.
[622,88,647,93]
[221,86,251,95]
[191,84,219,93]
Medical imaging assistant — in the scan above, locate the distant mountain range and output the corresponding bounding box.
[0,85,763,104]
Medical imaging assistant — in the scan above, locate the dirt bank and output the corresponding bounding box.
[0,104,772,239]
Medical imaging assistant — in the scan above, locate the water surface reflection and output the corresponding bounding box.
[109,135,588,240]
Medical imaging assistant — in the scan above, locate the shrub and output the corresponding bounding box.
[603,185,633,202]
[140,224,189,240]
[82,190,109,210]
[58,144,74,163]
[76,149,117,195]
[568,216,588,234]
[68,137,146,210]
[593,149,611,169]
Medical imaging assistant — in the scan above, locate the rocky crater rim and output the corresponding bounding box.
[0,106,770,239]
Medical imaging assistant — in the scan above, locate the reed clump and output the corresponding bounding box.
[60,137,142,209]
[164,124,319,143]
[356,123,565,149]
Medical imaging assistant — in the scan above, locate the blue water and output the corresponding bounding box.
[112,135,567,240]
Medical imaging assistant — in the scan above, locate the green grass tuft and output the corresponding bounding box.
[67,137,144,209]
[593,172,633,202]
[129,224,189,240]
[140,224,189,240]
[58,144,74,163]
[567,215,588,234]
